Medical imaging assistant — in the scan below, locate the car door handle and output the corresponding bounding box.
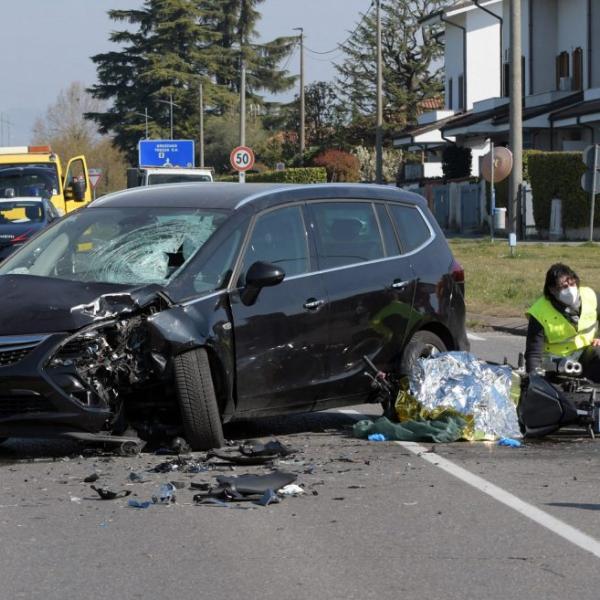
[303,298,325,310]
[391,279,410,290]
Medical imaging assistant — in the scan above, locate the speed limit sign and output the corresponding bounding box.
[230,146,255,172]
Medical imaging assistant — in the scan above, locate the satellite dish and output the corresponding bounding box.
[481,146,513,183]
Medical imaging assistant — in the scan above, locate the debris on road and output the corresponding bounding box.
[355,352,520,443]
[208,440,294,465]
[90,485,132,500]
[497,437,522,447]
[279,484,305,496]
[152,483,176,504]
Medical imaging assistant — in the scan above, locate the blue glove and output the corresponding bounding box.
[368,433,387,442]
[498,437,522,447]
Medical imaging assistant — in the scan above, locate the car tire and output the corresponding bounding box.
[174,348,224,451]
[399,330,447,377]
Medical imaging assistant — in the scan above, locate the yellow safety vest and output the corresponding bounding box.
[527,286,597,357]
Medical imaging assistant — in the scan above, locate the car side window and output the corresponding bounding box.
[240,205,309,279]
[310,202,384,269]
[389,204,432,253]
[375,204,401,256]
[192,228,243,294]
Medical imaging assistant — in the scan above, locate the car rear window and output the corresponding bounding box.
[375,204,401,256]
[310,202,384,269]
[389,204,432,253]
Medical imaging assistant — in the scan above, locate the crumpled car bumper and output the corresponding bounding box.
[0,333,112,437]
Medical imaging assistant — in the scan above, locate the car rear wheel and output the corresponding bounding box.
[174,348,224,451]
[399,330,447,377]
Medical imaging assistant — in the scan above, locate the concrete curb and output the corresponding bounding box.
[467,313,528,337]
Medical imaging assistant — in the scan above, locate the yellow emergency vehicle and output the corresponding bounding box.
[0,146,92,215]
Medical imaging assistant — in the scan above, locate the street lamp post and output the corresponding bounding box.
[293,27,305,163]
[508,0,523,245]
[133,109,152,138]
[156,93,180,140]
[239,58,246,183]
[375,0,383,184]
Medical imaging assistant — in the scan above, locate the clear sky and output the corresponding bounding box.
[0,0,372,145]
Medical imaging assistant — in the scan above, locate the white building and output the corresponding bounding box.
[394,0,600,180]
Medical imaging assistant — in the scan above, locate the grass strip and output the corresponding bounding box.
[449,239,600,318]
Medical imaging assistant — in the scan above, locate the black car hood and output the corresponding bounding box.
[0,275,169,335]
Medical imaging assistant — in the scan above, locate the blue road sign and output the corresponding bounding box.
[138,139,195,167]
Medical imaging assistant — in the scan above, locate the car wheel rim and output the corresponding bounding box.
[419,343,441,359]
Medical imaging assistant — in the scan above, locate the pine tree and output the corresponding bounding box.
[87,0,296,165]
[335,0,445,135]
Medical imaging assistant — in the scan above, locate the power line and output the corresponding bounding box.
[280,40,299,72]
[304,0,374,55]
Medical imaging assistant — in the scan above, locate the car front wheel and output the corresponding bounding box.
[174,348,224,451]
[399,330,447,377]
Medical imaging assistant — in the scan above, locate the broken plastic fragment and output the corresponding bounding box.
[90,485,132,500]
[256,489,280,506]
[279,484,305,496]
[208,440,294,466]
[152,483,176,504]
[128,472,149,483]
[128,499,152,509]
[194,498,255,509]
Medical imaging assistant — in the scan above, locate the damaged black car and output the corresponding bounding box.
[0,183,468,450]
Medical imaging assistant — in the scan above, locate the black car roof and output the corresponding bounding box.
[89,182,427,212]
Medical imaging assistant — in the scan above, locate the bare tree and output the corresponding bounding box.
[32,82,127,194]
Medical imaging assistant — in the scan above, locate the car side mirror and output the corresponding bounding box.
[65,180,85,202]
[241,260,285,305]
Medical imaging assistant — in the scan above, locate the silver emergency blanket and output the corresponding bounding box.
[409,351,521,440]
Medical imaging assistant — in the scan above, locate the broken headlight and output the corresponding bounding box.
[45,318,151,409]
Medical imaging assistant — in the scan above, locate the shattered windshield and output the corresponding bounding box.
[0,206,229,285]
[0,164,59,199]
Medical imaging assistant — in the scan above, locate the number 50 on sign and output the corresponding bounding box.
[230,146,255,172]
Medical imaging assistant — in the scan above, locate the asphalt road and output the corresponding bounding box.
[2,330,600,599]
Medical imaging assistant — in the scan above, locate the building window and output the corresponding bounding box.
[556,51,570,89]
[503,57,526,97]
[572,47,583,90]
[448,78,453,110]
[458,74,465,110]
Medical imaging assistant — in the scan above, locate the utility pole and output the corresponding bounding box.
[294,27,305,164]
[375,0,383,184]
[239,58,246,183]
[199,83,205,167]
[508,0,523,243]
[169,91,174,140]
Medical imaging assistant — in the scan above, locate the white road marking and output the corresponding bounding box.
[467,332,486,341]
[398,441,600,559]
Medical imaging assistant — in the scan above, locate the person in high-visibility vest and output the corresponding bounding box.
[525,263,600,380]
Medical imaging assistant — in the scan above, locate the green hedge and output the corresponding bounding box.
[528,152,592,229]
[217,167,327,183]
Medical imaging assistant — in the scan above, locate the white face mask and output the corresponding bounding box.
[557,285,579,307]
